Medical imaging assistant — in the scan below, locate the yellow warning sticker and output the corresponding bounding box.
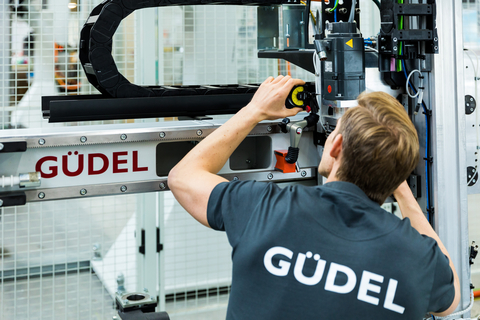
[346,39,353,48]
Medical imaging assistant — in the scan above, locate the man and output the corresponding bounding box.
[168,75,460,319]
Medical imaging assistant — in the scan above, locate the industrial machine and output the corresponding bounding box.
[0,0,475,318]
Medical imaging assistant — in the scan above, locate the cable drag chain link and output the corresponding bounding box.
[80,0,294,98]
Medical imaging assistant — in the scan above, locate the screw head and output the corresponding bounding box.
[434,37,438,42]
[80,188,87,196]
[393,46,398,51]
[471,97,474,101]
[393,37,397,42]
[120,134,127,140]
[469,175,472,178]
[267,173,273,180]
[196,130,203,136]
[467,103,470,107]
[144,288,149,293]
[301,170,307,177]
[471,108,474,112]
[267,126,272,133]
[233,176,239,181]
[80,136,87,143]
[159,132,166,138]
[38,138,46,145]
[0,199,3,207]
[434,46,438,51]
[474,169,476,173]
[0,143,4,151]
[474,179,477,183]
[120,185,127,192]
[38,192,45,199]
[159,182,167,190]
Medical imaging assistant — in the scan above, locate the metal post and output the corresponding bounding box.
[0,1,9,128]
[136,193,159,296]
[431,0,470,313]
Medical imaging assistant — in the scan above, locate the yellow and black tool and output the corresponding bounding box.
[285,85,311,111]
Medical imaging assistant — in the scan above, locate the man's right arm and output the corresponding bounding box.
[393,181,460,316]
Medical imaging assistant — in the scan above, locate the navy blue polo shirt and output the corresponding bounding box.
[207,180,455,320]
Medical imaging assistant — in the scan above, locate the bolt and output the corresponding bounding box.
[0,199,3,207]
[434,37,438,42]
[393,37,397,42]
[159,182,167,190]
[434,46,438,51]
[267,126,272,133]
[38,192,45,199]
[393,46,398,51]
[120,185,127,192]
[301,171,307,177]
[80,188,87,196]
[38,138,46,145]
[469,175,472,178]
[196,130,203,136]
[120,134,127,140]
[80,136,87,143]
[233,176,239,181]
[159,132,166,138]
[467,103,470,107]
[0,143,3,151]
[355,8,360,13]
[474,179,477,183]
[471,97,474,101]
[267,173,274,180]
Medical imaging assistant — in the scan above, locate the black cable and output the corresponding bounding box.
[372,0,381,10]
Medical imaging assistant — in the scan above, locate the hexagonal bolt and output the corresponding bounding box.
[301,171,307,177]
[196,130,203,136]
[38,192,46,199]
[120,185,127,192]
[159,182,167,190]
[159,132,166,138]
[0,143,4,151]
[80,136,87,143]
[116,273,126,294]
[38,138,46,145]
[120,134,127,140]
[80,188,87,196]
[267,173,274,180]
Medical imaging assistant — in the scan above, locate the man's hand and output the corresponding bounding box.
[168,75,304,227]
[246,76,305,121]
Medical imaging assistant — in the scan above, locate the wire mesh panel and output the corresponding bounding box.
[1,1,316,319]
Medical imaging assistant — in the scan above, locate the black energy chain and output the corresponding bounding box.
[79,0,300,98]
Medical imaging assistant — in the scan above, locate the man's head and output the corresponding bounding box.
[318,91,419,204]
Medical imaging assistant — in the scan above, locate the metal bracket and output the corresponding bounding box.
[465,95,476,115]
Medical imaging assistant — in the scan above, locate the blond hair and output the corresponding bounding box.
[336,91,420,204]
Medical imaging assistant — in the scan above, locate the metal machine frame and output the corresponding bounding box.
[0,0,475,317]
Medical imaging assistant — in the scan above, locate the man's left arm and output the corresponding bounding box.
[168,76,304,227]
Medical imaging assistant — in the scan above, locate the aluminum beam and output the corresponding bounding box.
[432,0,470,313]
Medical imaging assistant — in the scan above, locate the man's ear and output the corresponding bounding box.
[329,134,343,158]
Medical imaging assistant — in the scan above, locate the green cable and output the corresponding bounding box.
[397,0,404,72]
[329,0,339,12]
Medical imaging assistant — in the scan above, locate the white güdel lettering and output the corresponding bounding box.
[263,246,406,314]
